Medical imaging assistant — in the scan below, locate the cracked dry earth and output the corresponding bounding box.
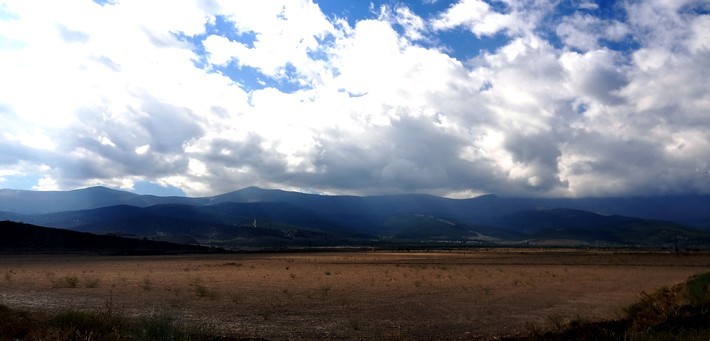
[1,250,709,340]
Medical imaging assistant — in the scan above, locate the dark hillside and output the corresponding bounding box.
[0,221,221,254]
[498,209,710,247]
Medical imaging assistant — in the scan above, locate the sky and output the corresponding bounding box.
[0,0,708,198]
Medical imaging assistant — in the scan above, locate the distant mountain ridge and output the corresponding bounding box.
[2,186,710,249]
[2,186,709,228]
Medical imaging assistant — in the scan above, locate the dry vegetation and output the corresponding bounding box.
[1,250,709,340]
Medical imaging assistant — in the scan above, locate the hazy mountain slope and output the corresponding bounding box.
[539,196,710,229]
[0,187,136,214]
[0,187,196,214]
[498,209,627,233]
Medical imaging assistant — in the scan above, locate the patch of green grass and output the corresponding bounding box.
[0,303,219,340]
[52,309,127,338]
[686,272,710,306]
[136,310,180,340]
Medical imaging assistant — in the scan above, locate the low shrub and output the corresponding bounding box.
[686,272,710,306]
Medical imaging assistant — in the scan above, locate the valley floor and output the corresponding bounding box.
[1,250,709,340]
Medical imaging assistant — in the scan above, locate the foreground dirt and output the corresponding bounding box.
[1,250,709,340]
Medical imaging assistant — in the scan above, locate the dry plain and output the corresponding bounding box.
[1,250,709,340]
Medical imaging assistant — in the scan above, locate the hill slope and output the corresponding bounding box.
[5,202,369,248]
[0,221,221,254]
[497,209,710,247]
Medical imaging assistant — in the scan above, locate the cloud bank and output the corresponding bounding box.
[0,0,708,198]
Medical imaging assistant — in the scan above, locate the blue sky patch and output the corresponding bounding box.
[91,0,115,6]
[0,3,17,21]
[212,63,305,94]
[209,15,257,48]
[0,35,26,49]
[133,181,186,196]
[0,174,41,191]
[315,1,377,26]
[431,29,511,61]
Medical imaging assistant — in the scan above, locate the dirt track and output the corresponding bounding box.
[1,250,709,340]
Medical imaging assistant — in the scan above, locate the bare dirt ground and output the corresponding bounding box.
[1,250,709,340]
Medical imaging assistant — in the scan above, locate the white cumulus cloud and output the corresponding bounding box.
[0,0,708,198]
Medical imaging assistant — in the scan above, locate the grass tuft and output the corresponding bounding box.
[84,276,101,288]
[52,309,127,338]
[194,284,218,299]
[52,275,80,288]
[319,285,332,300]
[140,277,152,291]
[0,303,218,340]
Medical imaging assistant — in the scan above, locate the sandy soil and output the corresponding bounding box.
[1,250,709,340]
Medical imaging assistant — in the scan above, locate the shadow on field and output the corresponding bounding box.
[506,272,710,340]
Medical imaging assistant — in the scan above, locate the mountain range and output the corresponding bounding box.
[2,186,710,249]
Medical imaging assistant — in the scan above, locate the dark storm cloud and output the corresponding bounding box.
[580,66,628,105]
[504,132,566,191]
[0,139,49,166]
[138,99,204,153]
[202,134,289,177]
[286,117,502,194]
[46,98,204,185]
